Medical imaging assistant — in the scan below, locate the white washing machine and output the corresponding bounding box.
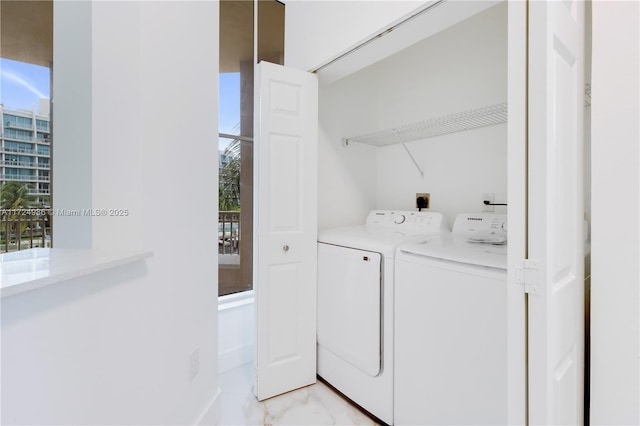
[394,213,508,425]
[317,210,449,425]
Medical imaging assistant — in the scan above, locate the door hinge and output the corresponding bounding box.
[516,259,539,294]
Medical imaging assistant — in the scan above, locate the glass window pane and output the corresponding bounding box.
[218,0,284,297]
[219,0,255,297]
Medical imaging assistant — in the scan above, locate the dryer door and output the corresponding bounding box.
[317,243,382,376]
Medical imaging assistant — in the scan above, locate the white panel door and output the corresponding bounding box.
[254,61,318,401]
[528,1,585,424]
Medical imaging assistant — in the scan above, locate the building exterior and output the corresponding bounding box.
[0,101,51,206]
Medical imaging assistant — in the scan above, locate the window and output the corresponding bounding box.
[1,1,53,250]
[4,128,33,142]
[3,114,33,129]
[37,145,50,156]
[36,119,50,132]
[218,0,284,297]
[4,141,34,153]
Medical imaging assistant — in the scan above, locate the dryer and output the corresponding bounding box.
[317,210,448,425]
[394,213,508,425]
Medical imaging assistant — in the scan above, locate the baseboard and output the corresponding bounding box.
[195,387,221,426]
[219,343,254,374]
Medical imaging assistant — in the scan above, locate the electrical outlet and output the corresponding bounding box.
[416,193,430,209]
[190,347,200,379]
[482,193,495,212]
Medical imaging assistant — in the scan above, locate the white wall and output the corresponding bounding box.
[52,0,93,248]
[317,84,378,228]
[91,1,144,250]
[317,3,507,228]
[590,1,640,424]
[284,0,425,71]
[2,2,220,425]
[218,293,255,373]
[377,126,506,224]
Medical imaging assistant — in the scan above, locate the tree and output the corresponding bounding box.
[0,181,35,210]
[219,138,241,211]
[0,182,37,248]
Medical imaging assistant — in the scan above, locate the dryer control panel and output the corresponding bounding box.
[365,210,448,233]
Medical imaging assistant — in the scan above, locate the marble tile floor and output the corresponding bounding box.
[217,363,380,425]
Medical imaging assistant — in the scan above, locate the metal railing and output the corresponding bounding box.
[219,211,240,255]
[1,209,237,254]
[2,146,37,155]
[0,209,52,253]
[0,161,37,168]
[4,121,33,131]
[26,189,50,195]
[0,175,50,182]
[2,133,35,142]
[2,162,54,169]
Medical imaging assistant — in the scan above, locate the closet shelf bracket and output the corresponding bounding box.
[401,142,424,178]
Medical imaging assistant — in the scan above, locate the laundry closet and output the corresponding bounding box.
[254,1,586,424]
[316,2,507,229]
[314,3,511,424]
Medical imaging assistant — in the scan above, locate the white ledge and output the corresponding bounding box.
[218,290,254,311]
[0,248,153,298]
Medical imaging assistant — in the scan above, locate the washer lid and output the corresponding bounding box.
[318,211,449,258]
[318,226,438,258]
[399,234,507,270]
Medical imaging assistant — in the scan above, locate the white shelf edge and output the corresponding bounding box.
[343,81,591,147]
[1,248,154,298]
[344,102,508,147]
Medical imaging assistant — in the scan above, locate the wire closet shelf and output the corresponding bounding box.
[343,102,508,147]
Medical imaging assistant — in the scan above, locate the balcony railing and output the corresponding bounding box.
[2,162,54,169]
[0,161,37,168]
[1,174,50,182]
[0,209,52,253]
[1,209,236,254]
[2,146,36,155]
[219,211,240,255]
[0,134,50,143]
[27,189,50,195]
[4,121,33,131]
[2,133,34,142]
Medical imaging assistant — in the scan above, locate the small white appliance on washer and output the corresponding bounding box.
[317,210,449,425]
[394,212,508,425]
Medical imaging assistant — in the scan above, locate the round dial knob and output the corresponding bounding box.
[394,214,406,224]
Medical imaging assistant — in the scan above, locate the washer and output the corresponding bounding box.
[317,210,449,425]
[394,213,508,425]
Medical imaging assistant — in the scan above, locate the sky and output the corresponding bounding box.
[219,72,241,151]
[219,72,241,135]
[0,58,50,112]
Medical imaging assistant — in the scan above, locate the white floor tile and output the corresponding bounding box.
[217,364,378,426]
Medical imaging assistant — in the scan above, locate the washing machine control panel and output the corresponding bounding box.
[452,213,508,235]
[366,210,447,232]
